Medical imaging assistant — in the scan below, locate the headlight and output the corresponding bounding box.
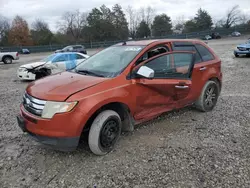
[19,67,27,72]
[42,101,78,118]
[238,47,246,51]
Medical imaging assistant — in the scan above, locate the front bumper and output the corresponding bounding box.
[17,114,79,151]
[17,105,85,151]
[234,50,250,55]
[17,70,36,80]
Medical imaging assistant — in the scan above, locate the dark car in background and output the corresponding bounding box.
[202,32,221,41]
[55,45,87,54]
[211,32,221,39]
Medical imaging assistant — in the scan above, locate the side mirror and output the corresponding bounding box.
[136,66,154,79]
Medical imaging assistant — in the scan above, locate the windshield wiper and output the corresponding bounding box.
[75,69,105,77]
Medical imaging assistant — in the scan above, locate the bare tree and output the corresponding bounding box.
[0,15,10,44]
[138,6,155,26]
[145,6,155,27]
[32,19,50,31]
[126,6,140,39]
[58,10,88,42]
[239,14,249,25]
[139,7,146,22]
[172,15,185,32]
[223,5,241,28]
[214,19,224,28]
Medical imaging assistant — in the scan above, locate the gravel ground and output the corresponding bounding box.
[0,38,250,188]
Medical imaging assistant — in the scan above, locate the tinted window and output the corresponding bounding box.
[146,55,170,77]
[172,45,202,64]
[174,53,193,67]
[144,53,193,78]
[195,44,214,61]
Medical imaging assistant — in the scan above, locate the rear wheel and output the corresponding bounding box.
[3,57,13,64]
[195,80,220,112]
[88,110,122,155]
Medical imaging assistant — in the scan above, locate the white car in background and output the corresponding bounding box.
[0,50,19,64]
[17,52,89,81]
[232,31,241,37]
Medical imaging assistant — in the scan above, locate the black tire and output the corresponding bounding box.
[234,53,239,57]
[3,57,13,64]
[195,80,220,112]
[88,110,122,155]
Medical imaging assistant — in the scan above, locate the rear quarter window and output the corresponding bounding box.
[195,44,214,61]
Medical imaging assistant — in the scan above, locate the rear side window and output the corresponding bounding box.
[172,44,202,64]
[195,44,214,61]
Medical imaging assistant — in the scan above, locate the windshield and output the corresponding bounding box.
[75,45,144,77]
[40,54,57,62]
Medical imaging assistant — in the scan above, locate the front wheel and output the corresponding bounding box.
[195,80,220,112]
[234,53,239,57]
[88,110,122,155]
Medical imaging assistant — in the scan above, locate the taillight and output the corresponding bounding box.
[16,52,19,56]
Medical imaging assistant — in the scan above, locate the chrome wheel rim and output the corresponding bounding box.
[205,85,218,108]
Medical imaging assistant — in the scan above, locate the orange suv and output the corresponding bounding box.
[17,39,222,155]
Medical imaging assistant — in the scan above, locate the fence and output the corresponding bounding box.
[1,26,250,53]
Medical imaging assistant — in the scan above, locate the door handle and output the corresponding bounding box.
[175,85,189,89]
[200,67,207,71]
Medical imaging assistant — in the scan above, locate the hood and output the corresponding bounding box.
[20,61,46,69]
[26,71,109,101]
[237,44,250,48]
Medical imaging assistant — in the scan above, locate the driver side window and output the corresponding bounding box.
[135,46,169,66]
[144,53,193,79]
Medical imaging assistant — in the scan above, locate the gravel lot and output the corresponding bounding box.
[0,38,250,188]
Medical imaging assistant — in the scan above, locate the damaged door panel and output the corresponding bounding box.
[132,51,195,120]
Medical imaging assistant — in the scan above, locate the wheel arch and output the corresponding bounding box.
[2,55,14,61]
[81,101,135,136]
[208,77,221,92]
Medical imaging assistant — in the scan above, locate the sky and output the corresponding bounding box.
[0,0,250,32]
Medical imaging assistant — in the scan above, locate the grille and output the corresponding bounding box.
[23,92,46,116]
[237,47,250,51]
